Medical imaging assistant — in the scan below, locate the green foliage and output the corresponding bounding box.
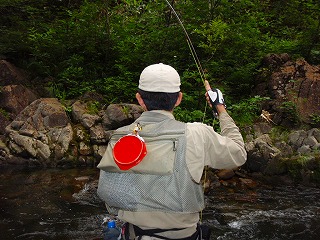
[280,101,300,126]
[174,107,206,123]
[87,101,100,115]
[194,19,229,57]
[0,108,10,120]
[269,127,290,143]
[27,0,114,98]
[192,0,302,95]
[0,0,320,119]
[46,82,67,101]
[285,155,320,183]
[228,96,270,127]
[310,114,320,127]
[174,106,220,130]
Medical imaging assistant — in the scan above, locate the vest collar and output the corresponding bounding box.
[139,110,175,122]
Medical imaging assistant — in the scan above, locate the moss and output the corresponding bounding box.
[86,101,100,115]
[269,126,290,142]
[309,114,320,127]
[284,154,320,183]
[280,101,301,126]
[0,108,10,120]
[121,105,130,117]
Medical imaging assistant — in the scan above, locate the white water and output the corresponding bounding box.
[203,186,320,239]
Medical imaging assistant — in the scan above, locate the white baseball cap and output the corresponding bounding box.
[138,63,181,93]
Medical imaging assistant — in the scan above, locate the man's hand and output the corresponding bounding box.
[204,80,226,115]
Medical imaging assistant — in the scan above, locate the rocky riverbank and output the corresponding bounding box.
[0,54,320,187]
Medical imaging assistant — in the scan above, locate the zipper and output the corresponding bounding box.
[110,133,180,151]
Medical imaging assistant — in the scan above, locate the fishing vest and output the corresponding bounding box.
[97,111,204,213]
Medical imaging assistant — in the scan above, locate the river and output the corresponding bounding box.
[1,166,320,240]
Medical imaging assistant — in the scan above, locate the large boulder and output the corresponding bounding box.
[0,60,39,134]
[254,54,320,126]
[102,104,144,130]
[5,98,73,166]
[0,85,39,134]
[0,85,38,116]
[245,133,282,173]
[70,101,144,163]
[0,60,30,86]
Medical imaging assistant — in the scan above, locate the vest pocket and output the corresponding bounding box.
[98,136,179,175]
[133,138,177,175]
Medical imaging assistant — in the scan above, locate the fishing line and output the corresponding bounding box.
[164,0,211,123]
[164,0,206,85]
[164,0,210,224]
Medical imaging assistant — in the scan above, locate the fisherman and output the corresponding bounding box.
[97,63,247,239]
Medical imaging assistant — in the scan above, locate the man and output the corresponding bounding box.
[97,63,247,239]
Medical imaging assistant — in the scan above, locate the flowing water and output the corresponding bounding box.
[1,166,320,240]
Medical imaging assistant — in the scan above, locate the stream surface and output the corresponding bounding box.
[1,167,320,240]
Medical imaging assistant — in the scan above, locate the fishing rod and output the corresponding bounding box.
[164,0,207,85]
[164,0,223,119]
[163,2,213,222]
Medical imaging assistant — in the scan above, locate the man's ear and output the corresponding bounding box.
[136,93,147,111]
[174,92,183,107]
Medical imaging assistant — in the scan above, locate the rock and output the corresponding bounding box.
[1,93,143,166]
[79,142,92,156]
[274,141,293,156]
[81,113,100,129]
[0,112,10,135]
[303,136,318,148]
[0,85,38,116]
[71,100,100,128]
[253,122,272,138]
[288,130,307,149]
[71,101,87,122]
[312,143,320,150]
[297,145,312,154]
[245,150,266,172]
[0,60,30,86]
[74,125,87,141]
[255,134,273,146]
[93,145,107,160]
[309,128,320,142]
[0,85,38,134]
[78,155,96,167]
[253,55,320,126]
[0,138,10,162]
[239,178,258,189]
[304,156,318,171]
[245,133,281,173]
[5,98,73,165]
[216,169,235,180]
[261,53,291,69]
[255,135,280,160]
[89,124,112,144]
[102,104,144,129]
[263,157,287,175]
[245,141,255,152]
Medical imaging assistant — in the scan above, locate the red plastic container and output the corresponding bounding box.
[113,135,147,170]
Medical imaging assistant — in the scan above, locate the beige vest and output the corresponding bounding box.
[97,111,204,213]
